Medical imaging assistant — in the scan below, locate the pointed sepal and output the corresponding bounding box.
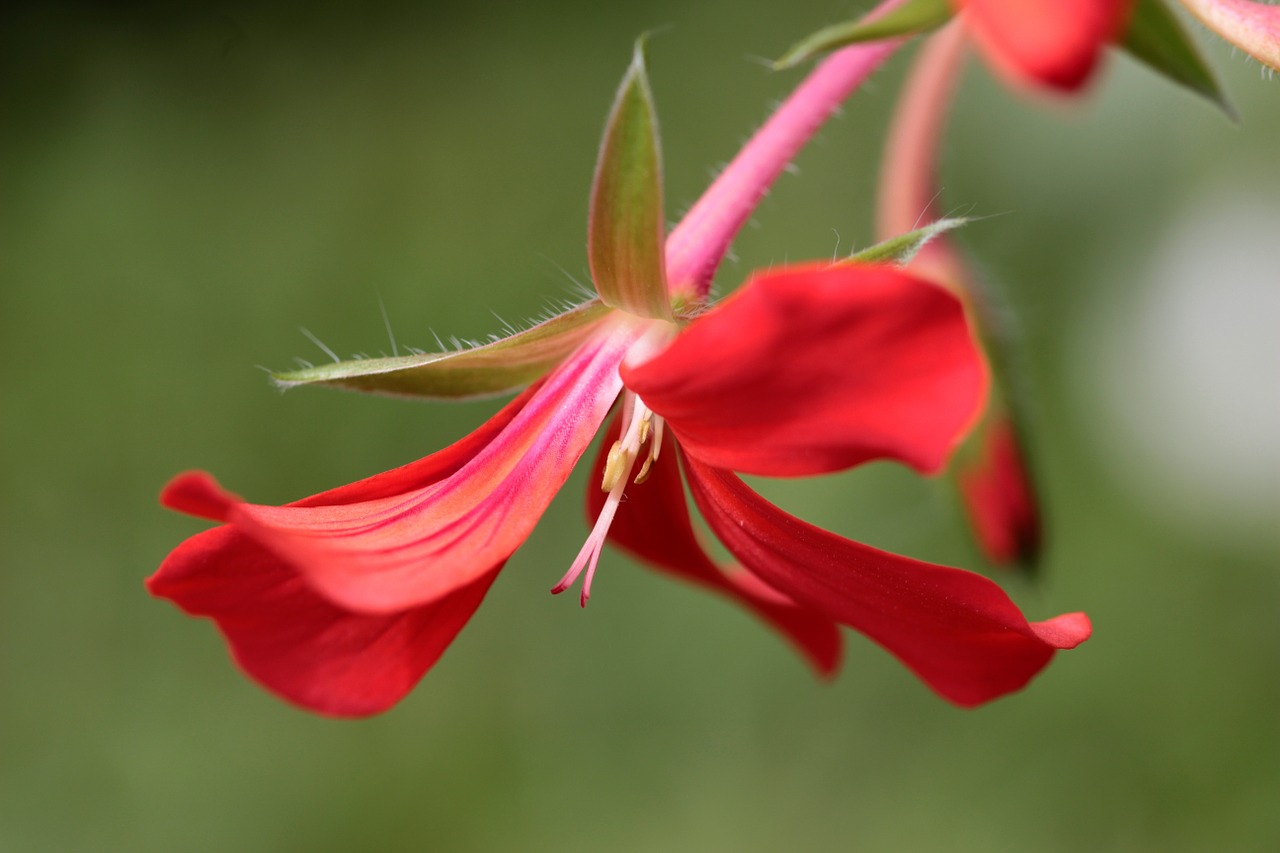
[774,0,953,70]
[272,300,612,400]
[844,217,972,266]
[588,39,673,321]
[1121,0,1235,116]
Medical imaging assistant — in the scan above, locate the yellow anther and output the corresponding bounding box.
[633,454,654,484]
[601,441,630,493]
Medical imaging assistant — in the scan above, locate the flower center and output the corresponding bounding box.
[551,390,664,607]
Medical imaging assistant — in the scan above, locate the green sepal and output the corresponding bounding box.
[588,38,673,321]
[1121,0,1234,118]
[272,300,613,400]
[842,217,971,266]
[774,0,953,70]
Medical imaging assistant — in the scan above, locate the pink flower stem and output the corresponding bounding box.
[877,19,972,294]
[664,0,910,298]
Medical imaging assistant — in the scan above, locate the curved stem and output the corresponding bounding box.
[877,19,971,293]
[664,0,910,298]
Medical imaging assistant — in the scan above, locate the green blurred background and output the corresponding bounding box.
[3,1,1278,850]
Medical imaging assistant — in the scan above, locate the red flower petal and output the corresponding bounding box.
[956,0,1132,91]
[148,526,500,717]
[585,413,843,675]
[957,416,1042,565]
[622,264,986,477]
[194,324,641,615]
[150,383,545,715]
[681,452,1090,707]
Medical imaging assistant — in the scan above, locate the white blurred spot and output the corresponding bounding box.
[1078,191,1280,547]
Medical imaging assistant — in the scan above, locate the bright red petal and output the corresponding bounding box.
[150,383,542,715]
[681,452,1089,707]
[188,324,641,614]
[585,413,843,675]
[148,525,499,717]
[622,264,986,477]
[956,0,1132,91]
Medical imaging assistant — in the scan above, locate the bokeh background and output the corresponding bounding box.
[3,1,1278,850]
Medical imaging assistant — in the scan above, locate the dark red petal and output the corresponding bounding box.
[681,452,1089,707]
[585,412,843,675]
[148,525,498,717]
[956,0,1132,91]
[623,263,986,477]
[217,326,638,614]
[957,416,1042,566]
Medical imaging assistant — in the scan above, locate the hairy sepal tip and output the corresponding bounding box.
[588,37,673,321]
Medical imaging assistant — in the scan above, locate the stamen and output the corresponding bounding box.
[597,395,653,492]
[618,392,636,436]
[552,468,627,606]
[601,441,630,492]
[555,390,661,605]
[634,416,663,484]
[633,453,654,484]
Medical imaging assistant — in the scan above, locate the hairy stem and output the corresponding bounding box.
[664,0,910,298]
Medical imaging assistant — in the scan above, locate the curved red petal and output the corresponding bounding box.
[956,0,1132,91]
[213,325,639,614]
[957,416,1042,566]
[623,264,986,477]
[681,452,1090,707]
[161,470,241,521]
[148,525,498,717]
[585,412,843,675]
[151,382,545,714]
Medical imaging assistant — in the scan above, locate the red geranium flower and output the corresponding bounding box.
[150,42,1089,717]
